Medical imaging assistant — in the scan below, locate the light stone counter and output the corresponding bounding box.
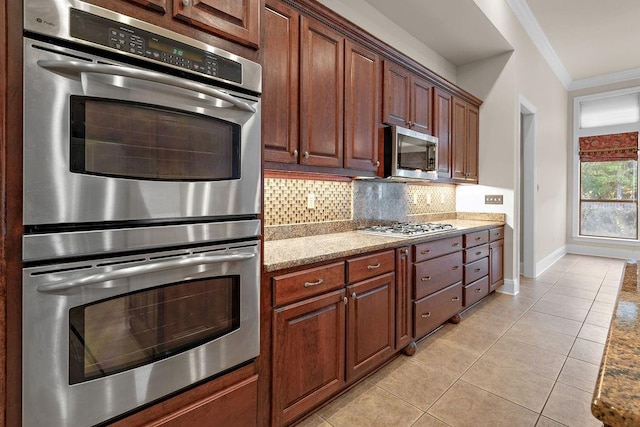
[263,219,504,272]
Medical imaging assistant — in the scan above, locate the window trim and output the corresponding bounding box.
[572,87,640,243]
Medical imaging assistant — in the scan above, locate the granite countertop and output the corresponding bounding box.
[263,219,503,272]
[592,262,640,426]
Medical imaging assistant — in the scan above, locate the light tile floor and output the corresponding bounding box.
[296,254,625,427]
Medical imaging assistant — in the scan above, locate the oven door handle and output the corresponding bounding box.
[36,252,256,294]
[37,60,257,113]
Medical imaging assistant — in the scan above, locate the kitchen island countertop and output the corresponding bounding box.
[592,261,640,427]
[263,219,503,272]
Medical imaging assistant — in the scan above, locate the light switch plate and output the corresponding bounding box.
[485,195,503,204]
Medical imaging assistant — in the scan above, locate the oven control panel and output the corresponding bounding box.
[69,8,242,84]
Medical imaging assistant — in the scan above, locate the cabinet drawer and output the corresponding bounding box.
[414,251,463,300]
[490,226,504,242]
[273,262,345,306]
[347,250,395,283]
[464,257,488,284]
[464,244,489,263]
[414,282,463,338]
[464,230,489,248]
[464,276,489,307]
[414,236,462,263]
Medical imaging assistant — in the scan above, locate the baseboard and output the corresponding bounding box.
[536,245,568,276]
[566,244,635,260]
[497,277,519,295]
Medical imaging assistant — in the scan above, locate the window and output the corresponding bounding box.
[574,90,640,240]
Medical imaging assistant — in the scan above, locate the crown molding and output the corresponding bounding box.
[569,67,640,91]
[505,0,572,89]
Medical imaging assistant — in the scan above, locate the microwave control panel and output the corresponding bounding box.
[69,8,242,84]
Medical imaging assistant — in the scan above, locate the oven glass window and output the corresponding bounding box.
[69,97,240,181]
[68,276,240,385]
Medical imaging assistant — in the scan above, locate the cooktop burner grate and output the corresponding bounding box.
[358,222,455,238]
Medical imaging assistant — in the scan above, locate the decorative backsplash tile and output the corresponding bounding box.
[264,178,352,226]
[265,177,458,227]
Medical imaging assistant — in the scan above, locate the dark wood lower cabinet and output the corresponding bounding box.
[490,239,504,292]
[272,289,347,426]
[414,282,463,338]
[346,272,395,381]
[395,247,414,350]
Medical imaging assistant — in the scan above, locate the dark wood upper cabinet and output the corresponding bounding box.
[299,17,345,168]
[344,40,380,172]
[172,0,260,48]
[452,96,479,183]
[383,61,432,135]
[433,87,452,180]
[124,0,167,13]
[410,75,433,134]
[262,1,299,164]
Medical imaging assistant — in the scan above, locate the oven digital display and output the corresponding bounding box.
[147,38,202,62]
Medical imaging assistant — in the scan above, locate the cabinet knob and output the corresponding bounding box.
[304,151,310,159]
[292,149,298,157]
[421,312,431,318]
[343,297,348,305]
[351,292,357,299]
[303,278,324,288]
[374,160,380,167]
[181,0,189,6]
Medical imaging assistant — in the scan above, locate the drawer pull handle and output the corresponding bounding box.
[475,236,482,241]
[452,265,459,270]
[475,251,482,256]
[474,268,481,272]
[304,279,324,288]
[452,296,460,301]
[421,312,431,318]
[421,276,431,281]
[367,263,381,270]
[421,249,431,254]
[452,242,460,247]
[496,232,501,236]
[401,249,409,255]
[475,288,482,293]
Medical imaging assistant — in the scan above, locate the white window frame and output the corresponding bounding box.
[572,86,640,244]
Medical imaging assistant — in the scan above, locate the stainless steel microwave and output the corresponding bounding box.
[384,125,438,180]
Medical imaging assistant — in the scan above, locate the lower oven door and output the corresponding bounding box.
[22,240,260,427]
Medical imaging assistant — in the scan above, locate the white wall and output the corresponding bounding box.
[315,0,457,83]
[457,0,569,282]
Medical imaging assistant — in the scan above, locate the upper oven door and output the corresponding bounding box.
[23,38,261,228]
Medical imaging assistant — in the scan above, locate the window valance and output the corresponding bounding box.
[579,132,639,162]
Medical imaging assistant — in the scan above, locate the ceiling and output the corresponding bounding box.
[360,0,640,90]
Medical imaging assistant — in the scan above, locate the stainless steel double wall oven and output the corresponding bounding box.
[22,1,262,425]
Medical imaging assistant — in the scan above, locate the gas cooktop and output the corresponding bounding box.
[358,222,455,238]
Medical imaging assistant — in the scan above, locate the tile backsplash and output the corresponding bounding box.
[264,177,456,226]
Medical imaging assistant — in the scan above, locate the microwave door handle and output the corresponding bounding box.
[36,60,257,113]
[36,252,256,294]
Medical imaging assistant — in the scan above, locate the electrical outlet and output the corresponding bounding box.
[413,193,418,205]
[307,193,316,209]
[485,195,503,205]
[426,194,431,205]
[440,194,445,203]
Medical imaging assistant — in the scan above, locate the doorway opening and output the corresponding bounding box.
[519,96,536,278]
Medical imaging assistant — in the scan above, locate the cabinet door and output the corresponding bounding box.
[382,61,411,128]
[395,247,413,350]
[346,273,395,382]
[272,289,346,426]
[433,87,452,179]
[489,240,504,292]
[173,0,260,48]
[466,103,480,182]
[344,40,380,172]
[451,96,468,181]
[262,1,299,164]
[300,17,344,167]
[410,75,432,134]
